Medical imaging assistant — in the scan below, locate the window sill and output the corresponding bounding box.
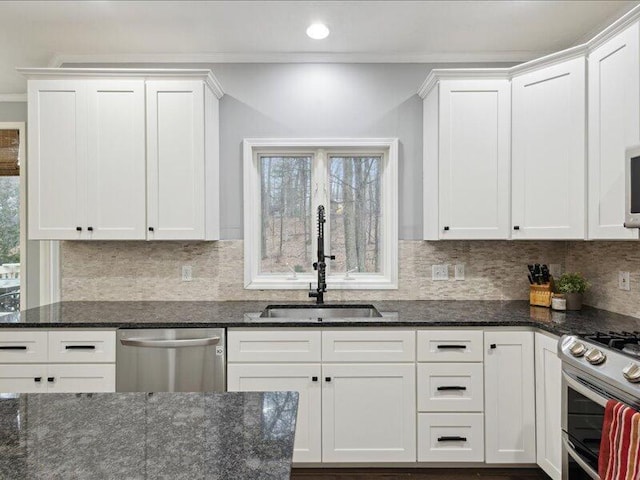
[245,275,398,290]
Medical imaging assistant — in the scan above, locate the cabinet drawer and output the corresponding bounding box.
[418,413,484,462]
[48,330,116,363]
[228,329,321,362]
[322,330,415,362]
[417,330,483,362]
[417,363,484,412]
[0,364,47,393]
[0,331,48,363]
[47,364,116,393]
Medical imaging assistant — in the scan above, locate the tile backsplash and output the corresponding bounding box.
[566,241,640,318]
[60,240,567,302]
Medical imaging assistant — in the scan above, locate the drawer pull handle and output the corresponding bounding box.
[311,376,318,382]
[47,377,55,383]
[325,377,332,382]
[34,377,42,383]
[65,345,96,350]
[490,344,497,349]
[437,386,467,391]
[0,346,27,350]
[438,436,467,442]
[437,345,467,349]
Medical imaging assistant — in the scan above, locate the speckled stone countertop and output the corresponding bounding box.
[0,300,638,336]
[0,391,298,480]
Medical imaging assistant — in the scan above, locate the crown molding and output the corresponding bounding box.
[49,50,543,66]
[17,67,224,98]
[418,68,511,98]
[0,94,27,102]
[417,4,640,95]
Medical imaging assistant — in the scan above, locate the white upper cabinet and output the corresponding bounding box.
[86,80,146,240]
[28,80,87,240]
[511,56,586,239]
[146,80,219,240]
[21,69,223,241]
[588,22,640,239]
[422,76,511,240]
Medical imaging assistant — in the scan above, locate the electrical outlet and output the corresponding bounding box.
[619,271,630,291]
[182,265,193,282]
[432,264,449,281]
[454,264,465,281]
[549,264,562,279]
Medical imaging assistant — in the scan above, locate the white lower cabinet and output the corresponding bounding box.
[0,330,116,393]
[418,413,484,462]
[227,363,322,463]
[321,363,416,463]
[535,333,562,480]
[484,331,536,463]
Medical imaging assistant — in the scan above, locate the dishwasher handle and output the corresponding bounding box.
[120,336,221,348]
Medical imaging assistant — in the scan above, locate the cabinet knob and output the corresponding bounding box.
[34,377,42,383]
[490,344,497,349]
[148,227,154,232]
[513,226,520,231]
[47,377,55,383]
[87,226,93,232]
[311,376,318,382]
[76,227,82,232]
[325,377,332,382]
[443,226,450,231]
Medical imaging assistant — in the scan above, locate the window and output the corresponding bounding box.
[0,127,23,313]
[243,139,398,289]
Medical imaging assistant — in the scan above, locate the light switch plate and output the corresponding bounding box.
[432,264,449,281]
[619,271,630,291]
[454,264,465,281]
[549,264,562,279]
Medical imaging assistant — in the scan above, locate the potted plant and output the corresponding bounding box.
[555,272,589,310]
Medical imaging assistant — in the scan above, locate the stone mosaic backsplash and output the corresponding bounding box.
[60,240,567,302]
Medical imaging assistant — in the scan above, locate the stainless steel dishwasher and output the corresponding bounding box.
[116,328,225,392]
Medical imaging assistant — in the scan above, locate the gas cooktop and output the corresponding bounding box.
[581,331,640,358]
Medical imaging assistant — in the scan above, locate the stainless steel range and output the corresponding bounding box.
[560,332,640,479]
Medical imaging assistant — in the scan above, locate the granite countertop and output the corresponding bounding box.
[1,300,639,337]
[0,391,298,480]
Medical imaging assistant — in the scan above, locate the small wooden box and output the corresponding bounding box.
[530,283,553,308]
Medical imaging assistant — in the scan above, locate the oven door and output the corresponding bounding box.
[562,369,605,480]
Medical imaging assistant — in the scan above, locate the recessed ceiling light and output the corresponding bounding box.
[306,23,330,40]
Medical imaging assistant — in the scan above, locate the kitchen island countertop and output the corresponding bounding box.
[1,300,638,336]
[0,391,298,480]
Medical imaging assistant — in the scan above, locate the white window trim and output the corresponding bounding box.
[243,138,398,290]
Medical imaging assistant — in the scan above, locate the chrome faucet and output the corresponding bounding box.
[309,205,334,304]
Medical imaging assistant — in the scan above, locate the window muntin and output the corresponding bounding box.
[244,139,397,290]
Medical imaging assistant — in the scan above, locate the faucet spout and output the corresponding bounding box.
[309,206,334,304]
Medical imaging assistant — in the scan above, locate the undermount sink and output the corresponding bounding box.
[260,304,382,319]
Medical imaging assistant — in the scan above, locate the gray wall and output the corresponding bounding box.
[73,62,513,240]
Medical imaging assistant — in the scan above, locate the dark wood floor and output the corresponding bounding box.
[290,468,550,480]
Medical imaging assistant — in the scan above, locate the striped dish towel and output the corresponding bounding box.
[599,399,640,480]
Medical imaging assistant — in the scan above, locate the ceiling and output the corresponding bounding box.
[0,0,638,94]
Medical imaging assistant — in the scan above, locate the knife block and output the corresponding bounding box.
[530,282,553,308]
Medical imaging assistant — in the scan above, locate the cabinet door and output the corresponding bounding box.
[46,364,115,393]
[484,331,535,463]
[535,333,562,480]
[28,80,87,239]
[0,364,47,393]
[322,363,416,463]
[512,57,586,239]
[86,80,146,240]
[227,363,322,463]
[439,79,511,239]
[146,80,205,240]
[588,23,640,239]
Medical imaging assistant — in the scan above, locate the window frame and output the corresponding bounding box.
[243,138,398,290]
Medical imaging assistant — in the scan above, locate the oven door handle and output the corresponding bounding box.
[563,371,608,408]
[562,435,600,480]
